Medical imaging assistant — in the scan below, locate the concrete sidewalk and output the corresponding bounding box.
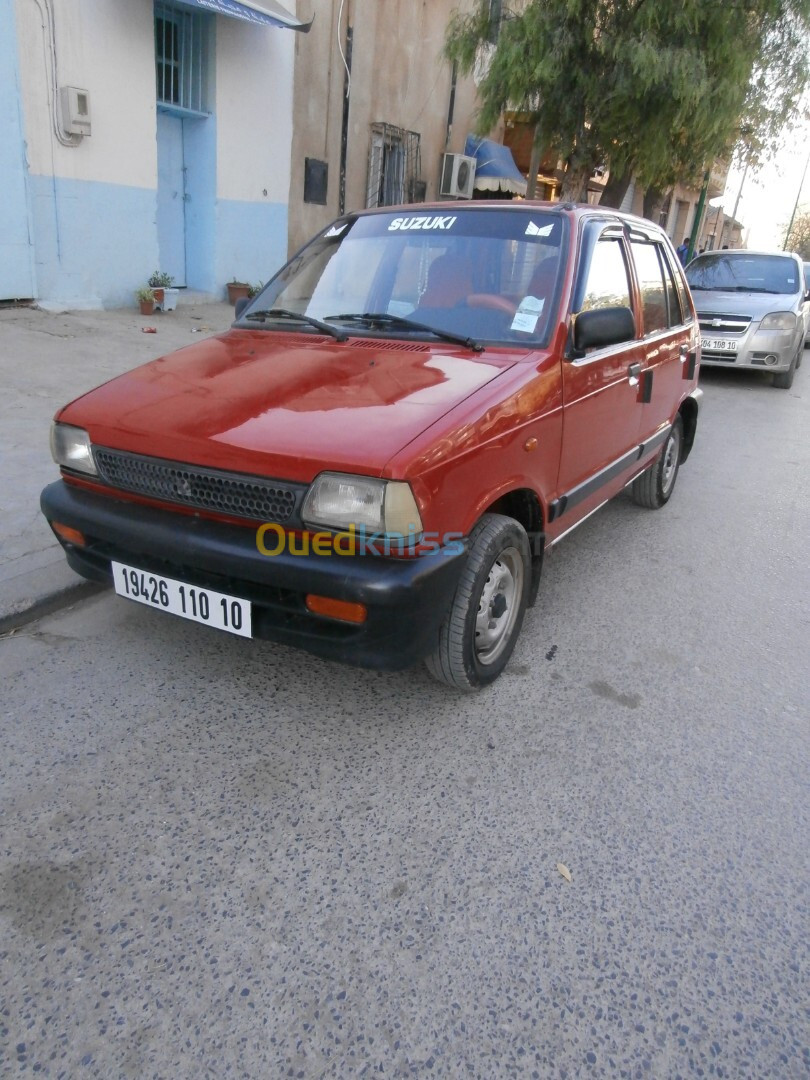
[0,301,236,627]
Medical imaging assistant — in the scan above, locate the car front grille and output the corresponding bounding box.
[92,447,302,523]
[697,312,751,335]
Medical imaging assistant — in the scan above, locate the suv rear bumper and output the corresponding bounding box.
[40,481,467,671]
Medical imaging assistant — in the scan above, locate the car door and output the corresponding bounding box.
[554,222,646,524]
[628,234,694,445]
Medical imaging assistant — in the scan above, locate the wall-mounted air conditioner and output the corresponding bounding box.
[440,153,476,199]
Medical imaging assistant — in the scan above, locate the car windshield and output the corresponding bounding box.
[686,253,800,295]
[239,209,567,347]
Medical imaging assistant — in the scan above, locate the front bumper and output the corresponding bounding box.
[700,322,801,372]
[40,481,467,671]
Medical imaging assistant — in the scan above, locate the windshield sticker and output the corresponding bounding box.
[511,295,545,333]
[388,216,457,232]
[324,223,347,238]
[525,221,555,237]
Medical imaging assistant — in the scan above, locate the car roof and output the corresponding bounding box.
[689,249,800,261]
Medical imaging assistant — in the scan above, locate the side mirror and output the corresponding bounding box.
[572,305,636,355]
[234,296,251,319]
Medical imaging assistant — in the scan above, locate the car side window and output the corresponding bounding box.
[580,238,632,313]
[630,241,667,334]
[670,256,692,324]
[658,246,684,326]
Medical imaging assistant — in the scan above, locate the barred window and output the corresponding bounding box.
[155,1,207,114]
[366,124,422,209]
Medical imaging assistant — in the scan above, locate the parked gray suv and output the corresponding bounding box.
[686,250,809,389]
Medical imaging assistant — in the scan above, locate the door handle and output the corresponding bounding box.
[679,343,689,362]
[628,362,641,387]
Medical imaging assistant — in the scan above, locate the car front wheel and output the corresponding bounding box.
[425,513,531,690]
[772,342,800,389]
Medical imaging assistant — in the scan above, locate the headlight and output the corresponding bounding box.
[759,312,796,331]
[50,422,98,476]
[302,473,423,536]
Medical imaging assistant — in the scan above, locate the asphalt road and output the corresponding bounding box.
[2,366,808,1078]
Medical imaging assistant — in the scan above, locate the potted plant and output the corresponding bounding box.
[227,278,251,304]
[136,286,156,315]
[247,281,264,299]
[148,271,177,311]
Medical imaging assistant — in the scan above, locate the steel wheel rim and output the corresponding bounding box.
[474,546,524,666]
[661,426,681,495]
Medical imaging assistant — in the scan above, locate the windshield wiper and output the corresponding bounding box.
[243,307,347,341]
[326,312,483,352]
[707,286,782,293]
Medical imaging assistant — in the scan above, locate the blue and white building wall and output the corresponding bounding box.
[7,0,296,309]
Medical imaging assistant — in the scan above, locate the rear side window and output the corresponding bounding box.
[580,238,632,312]
[630,241,668,334]
[658,247,684,326]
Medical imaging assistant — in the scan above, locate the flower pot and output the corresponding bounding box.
[152,288,165,306]
[139,300,155,315]
[227,282,250,304]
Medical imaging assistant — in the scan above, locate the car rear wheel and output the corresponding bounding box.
[631,415,683,509]
[425,513,530,690]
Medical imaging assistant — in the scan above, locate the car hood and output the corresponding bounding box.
[691,288,802,319]
[59,329,518,483]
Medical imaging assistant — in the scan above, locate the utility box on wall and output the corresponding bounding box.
[59,86,91,136]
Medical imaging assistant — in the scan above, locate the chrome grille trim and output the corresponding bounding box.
[92,447,303,523]
[697,312,751,335]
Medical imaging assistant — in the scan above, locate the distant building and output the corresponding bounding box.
[1,0,308,308]
[286,0,485,257]
[655,160,731,248]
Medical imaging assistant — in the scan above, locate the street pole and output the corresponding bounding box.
[783,143,810,250]
[526,124,542,200]
[687,170,711,262]
[722,154,750,248]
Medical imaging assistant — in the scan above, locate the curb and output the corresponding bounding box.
[0,580,107,636]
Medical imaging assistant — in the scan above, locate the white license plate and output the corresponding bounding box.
[112,561,252,638]
[700,337,737,352]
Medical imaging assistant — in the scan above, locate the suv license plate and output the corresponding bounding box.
[112,561,252,638]
[700,337,737,352]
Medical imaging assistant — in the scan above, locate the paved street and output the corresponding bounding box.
[1,367,808,1077]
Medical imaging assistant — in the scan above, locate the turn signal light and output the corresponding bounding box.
[52,522,86,547]
[305,594,367,624]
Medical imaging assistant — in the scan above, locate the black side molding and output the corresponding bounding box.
[549,425,671,522]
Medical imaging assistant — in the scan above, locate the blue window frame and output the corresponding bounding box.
[155,1,208,115]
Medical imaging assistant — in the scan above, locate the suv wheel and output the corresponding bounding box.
[425,514,531,690]
[631,416,683,509]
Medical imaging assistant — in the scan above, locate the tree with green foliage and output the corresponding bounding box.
[445,0,810,204]
[785,210,810,259]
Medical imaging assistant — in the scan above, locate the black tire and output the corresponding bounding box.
[631,415,683,509]
[772,344,799,389]
[425,513,531,690]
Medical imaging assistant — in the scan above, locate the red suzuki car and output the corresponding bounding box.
[42,202,702,689]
